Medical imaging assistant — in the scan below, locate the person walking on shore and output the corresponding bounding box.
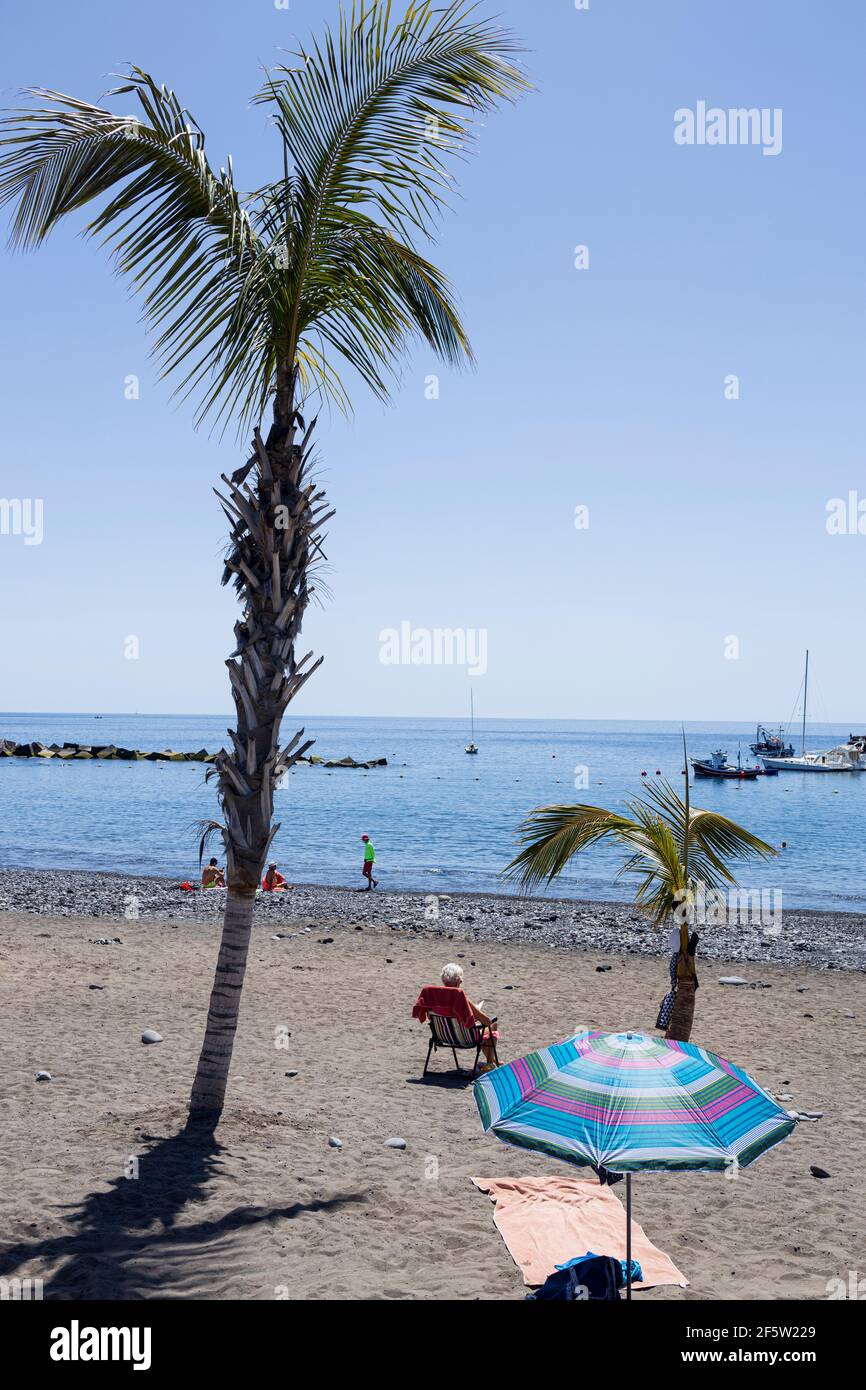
[361,834,378,890]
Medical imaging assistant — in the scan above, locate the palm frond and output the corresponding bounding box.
[504,804,637,890]
[296,212,471,399]
[195,818,226,866]
[637,778,777,883]
[504,779,777,928]
[257,1,528,240]
[255,0,529,400]
[0,69,277,431]
[0,4,528,426]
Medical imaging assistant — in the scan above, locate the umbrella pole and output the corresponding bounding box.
[625,1174,633,1301]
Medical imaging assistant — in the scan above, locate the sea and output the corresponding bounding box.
[1,713,864,913]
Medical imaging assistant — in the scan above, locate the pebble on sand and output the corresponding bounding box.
[141,1029,163,1044]
[35,1070,52,1081]
[719,976,749,986]
[384,1138,407,1149]
[328,1135,343,1149]
[810,1165,830,1179]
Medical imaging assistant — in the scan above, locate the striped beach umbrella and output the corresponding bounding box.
[474,1029,795,1297]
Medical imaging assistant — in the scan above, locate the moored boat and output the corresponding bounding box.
[692,749,760,780]
[762,652,866,771]
[762,745,866,773]
[465,689,479,754]
[749,724,794,758]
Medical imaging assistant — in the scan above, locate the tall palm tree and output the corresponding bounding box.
[505,777,776,1042]
[0,1,528,1124]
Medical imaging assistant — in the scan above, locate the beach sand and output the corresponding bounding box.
[1,907,863,1301]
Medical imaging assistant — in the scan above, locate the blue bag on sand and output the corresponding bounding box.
[525,1252,643,1301]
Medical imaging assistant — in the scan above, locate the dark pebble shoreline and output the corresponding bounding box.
[0,868,864,971]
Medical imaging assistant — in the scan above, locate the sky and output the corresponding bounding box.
[1,0,864,722]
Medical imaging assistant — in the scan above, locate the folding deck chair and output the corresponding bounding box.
[423,1010,499,1078]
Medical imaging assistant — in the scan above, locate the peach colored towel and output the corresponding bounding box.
[472,1176,688,1290]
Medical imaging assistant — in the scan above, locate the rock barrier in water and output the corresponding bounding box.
[0,738,386,768]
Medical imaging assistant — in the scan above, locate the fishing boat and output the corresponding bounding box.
[692,749,760,780]
[762,651,866,772]
[465,689,478,755]
[749,724,794,759]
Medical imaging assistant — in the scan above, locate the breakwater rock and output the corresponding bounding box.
[0,738,387,768]
[0,739,215,763]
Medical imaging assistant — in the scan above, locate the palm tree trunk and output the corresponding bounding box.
[188,374,333,1124]
[665,975,696,1043]
[186,888,256,1116]
[665,921,698,1043]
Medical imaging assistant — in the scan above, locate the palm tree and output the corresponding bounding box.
[505,777,776,1042]
[0,1,528,1125]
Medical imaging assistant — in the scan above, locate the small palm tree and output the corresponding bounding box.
[0,1,528,1124]
[505,775,776,1042]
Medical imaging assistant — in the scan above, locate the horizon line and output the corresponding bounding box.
[1,710,861,729]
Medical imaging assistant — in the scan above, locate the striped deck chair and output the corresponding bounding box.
[424,1011,499,1078]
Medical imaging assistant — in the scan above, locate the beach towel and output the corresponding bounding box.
[412,986,477,1029]
[472,1176,688,1290]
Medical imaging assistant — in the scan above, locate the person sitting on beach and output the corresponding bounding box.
[439,963,498,1071]
[262,862,291,892]
[201,858,225,889]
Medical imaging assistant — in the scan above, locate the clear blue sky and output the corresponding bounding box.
[1,0,864,721]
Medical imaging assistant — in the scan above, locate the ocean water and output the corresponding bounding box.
[1,713,864,912]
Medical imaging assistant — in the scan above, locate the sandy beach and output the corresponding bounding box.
[1,892,863,1301]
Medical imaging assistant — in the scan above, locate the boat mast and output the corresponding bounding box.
[802,649,809,755]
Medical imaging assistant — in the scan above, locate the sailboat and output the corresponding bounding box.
[761,651,866,772]
[465,689,479,754]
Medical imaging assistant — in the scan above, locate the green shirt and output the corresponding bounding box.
[364,841,375,862]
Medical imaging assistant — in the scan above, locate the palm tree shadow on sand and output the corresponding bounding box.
[0,1122,367,1299]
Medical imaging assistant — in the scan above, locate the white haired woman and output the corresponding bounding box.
[440,962,498,1071]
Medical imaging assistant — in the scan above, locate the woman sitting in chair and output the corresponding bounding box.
[439,962,498,1072]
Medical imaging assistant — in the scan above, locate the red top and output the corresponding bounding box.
[411,985,476,1028]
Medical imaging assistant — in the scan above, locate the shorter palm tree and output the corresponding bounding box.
[504,777,776,1042]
